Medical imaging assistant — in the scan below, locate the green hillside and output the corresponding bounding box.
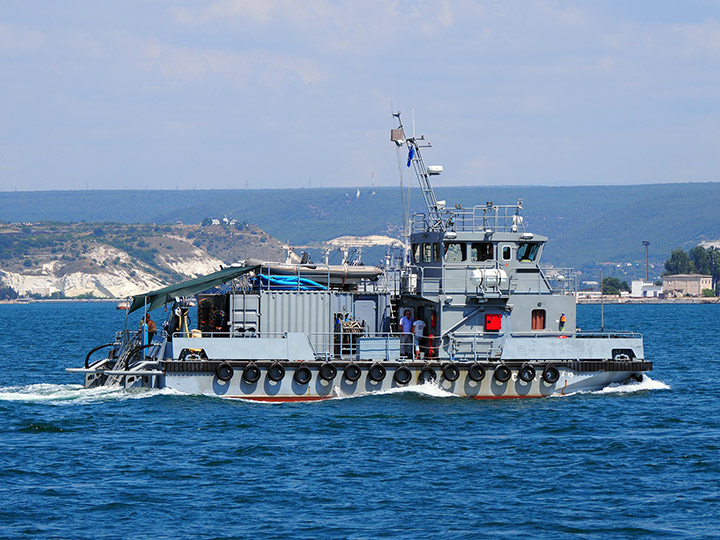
[2,183,719,268]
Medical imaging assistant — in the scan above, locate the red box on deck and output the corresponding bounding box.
[485,313,502,331]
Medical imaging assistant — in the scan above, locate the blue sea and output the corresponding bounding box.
[0,302,718,539]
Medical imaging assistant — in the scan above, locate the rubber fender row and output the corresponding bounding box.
[215,361,561,385]
[216,360,349,384]
[487,363,559,384]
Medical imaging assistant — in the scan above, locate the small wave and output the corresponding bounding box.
[0,383,182,405]
[591,375,670,395]
[550,375,671,398]
[330,382,458,401]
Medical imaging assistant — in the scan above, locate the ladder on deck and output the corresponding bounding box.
[392,112,446,232]
[102,332,143,388]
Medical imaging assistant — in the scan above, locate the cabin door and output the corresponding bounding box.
[354,300,377,333]
[531,309,546,330]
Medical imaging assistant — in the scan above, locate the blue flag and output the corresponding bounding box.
[407,146,415,167]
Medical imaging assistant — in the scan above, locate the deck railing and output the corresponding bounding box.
[411,204,525,234]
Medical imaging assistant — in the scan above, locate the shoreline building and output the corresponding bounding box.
[663,274,712,297]
[630,280,662,298]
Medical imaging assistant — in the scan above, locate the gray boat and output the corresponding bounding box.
[68,113,651,400]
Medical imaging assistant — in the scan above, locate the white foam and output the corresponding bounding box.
[0,383,182,405]
[590,375,670,395]
[551,375,671,398]
[366,382,459,399]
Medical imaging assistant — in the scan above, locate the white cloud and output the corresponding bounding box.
[170,0,275,25]
[0,22,44,53]
[139,38,325,89]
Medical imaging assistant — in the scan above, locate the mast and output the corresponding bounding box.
[391,112,446,232]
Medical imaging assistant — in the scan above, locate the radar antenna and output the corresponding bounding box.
[391,112,446,232]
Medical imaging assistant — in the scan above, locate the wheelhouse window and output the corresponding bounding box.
[444,242,466,262]
[531,309,546,330]
[517,242,540,262]
[471,242,494,262]
[502,245,511,261]
[421,243,441,263]
[412,244,420,264]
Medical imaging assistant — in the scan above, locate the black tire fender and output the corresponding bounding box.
[441,362,460,382]
[393,365,412,385]
[344,362,361,382]
[242,362,261,384]
[419,365,436,384]
[319,362,337,381]
[268,361,285,382]
[468,363,486,382]
[216,361,234,382]
[293,364,312,385]
[368,362,386,382]
[493,364,512,383]
[542,364,560,384]
[518,363,536,382]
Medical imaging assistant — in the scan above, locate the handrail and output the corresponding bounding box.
[411,203,525,234]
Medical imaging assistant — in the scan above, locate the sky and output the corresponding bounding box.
[2,0,720,191]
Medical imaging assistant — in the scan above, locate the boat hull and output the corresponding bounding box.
[80,359,652,400]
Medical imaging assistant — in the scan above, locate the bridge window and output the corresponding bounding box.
[471,242,494,262]
[444,242,466,262]
[531,309,546,330]
[517,242,540,262]
[502,245,511,261]
[412,244,420,264]
[421,243,441,262]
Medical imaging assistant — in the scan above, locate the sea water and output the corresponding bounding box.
[0,302,718,539]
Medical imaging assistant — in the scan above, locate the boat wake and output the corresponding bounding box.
[552,375,670,398]
[332,383,459,401]
[590,375,670,395]
[0,383,182,405]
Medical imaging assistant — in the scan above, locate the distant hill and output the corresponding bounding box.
[0,221,286,298]
[2,183,719,268]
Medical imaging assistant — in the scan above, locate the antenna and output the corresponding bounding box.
[391,111,446,232]
[600,268,605,332]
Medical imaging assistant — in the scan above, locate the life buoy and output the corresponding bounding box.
[368,362,386,382]
[216,361,234,382]
[268,361,285,382]
[344,362,361,382]
[394,365,412,385]
[441,362,459,382]
[319,361,337,381]
[518,363,536,382]
[493,364,511,383]
[468,363,486,382]
[294,364,312,385]
[242,362,261,384]
[419,365,436,384]
[542,364,560,384]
